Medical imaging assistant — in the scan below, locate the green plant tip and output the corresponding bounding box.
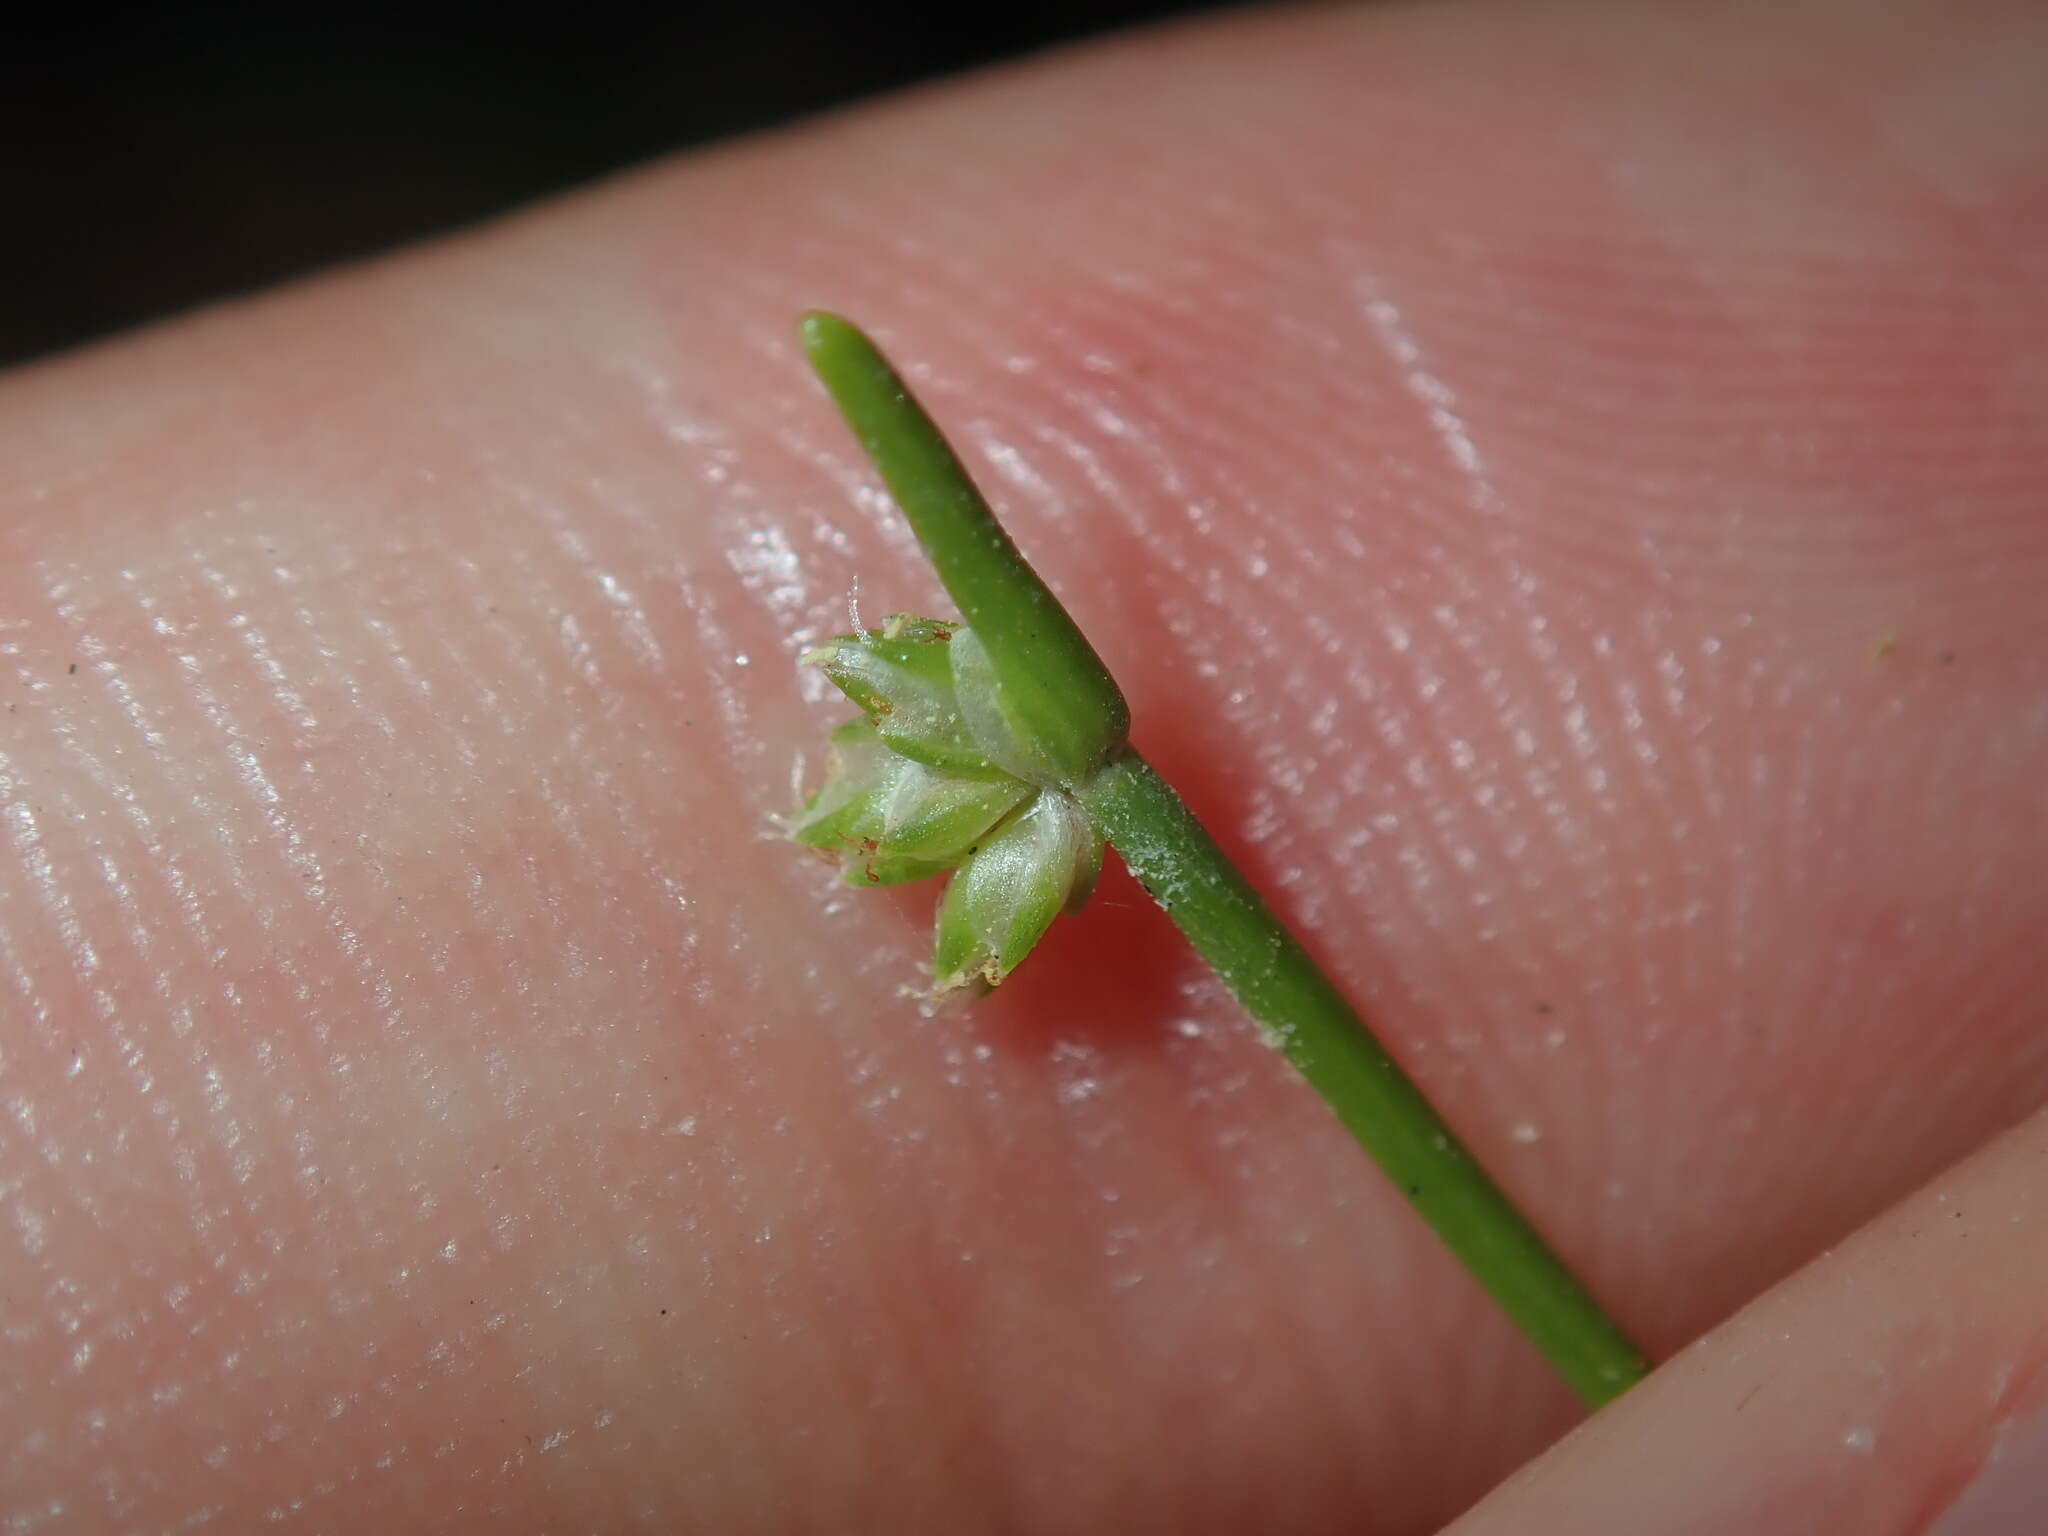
[796,311,1129,788]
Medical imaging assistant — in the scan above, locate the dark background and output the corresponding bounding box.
[0,4,1203,369]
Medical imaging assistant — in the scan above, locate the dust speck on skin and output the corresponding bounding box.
[1842,1426,1876,1453]
[1056,1075,1101,1107]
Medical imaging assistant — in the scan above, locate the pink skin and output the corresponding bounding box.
[2,0,2045,1530]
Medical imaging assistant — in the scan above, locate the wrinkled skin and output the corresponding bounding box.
[3,2,2046,1531]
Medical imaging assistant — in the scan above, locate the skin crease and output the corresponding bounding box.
[1,0,2045,1530]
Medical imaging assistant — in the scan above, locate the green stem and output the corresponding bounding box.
[797,311,1649,1407]
[1079,754,1646,1404]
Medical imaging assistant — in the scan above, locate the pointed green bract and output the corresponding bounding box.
[804,616,1009,779]
[877,760,1031,861]
[788,722,963,886]
[797,312,1128,787]
[787,718,895,850]
[932,791,1103,995]
[946,626,1073,787]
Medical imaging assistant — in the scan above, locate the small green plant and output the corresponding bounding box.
[789,615,1102,997]
[791,311,1648,1407]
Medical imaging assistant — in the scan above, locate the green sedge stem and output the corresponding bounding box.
[1079,755,1647,1404]
[796,311,1649,1407]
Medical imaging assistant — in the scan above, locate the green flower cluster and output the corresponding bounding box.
[789,615,1103,997]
